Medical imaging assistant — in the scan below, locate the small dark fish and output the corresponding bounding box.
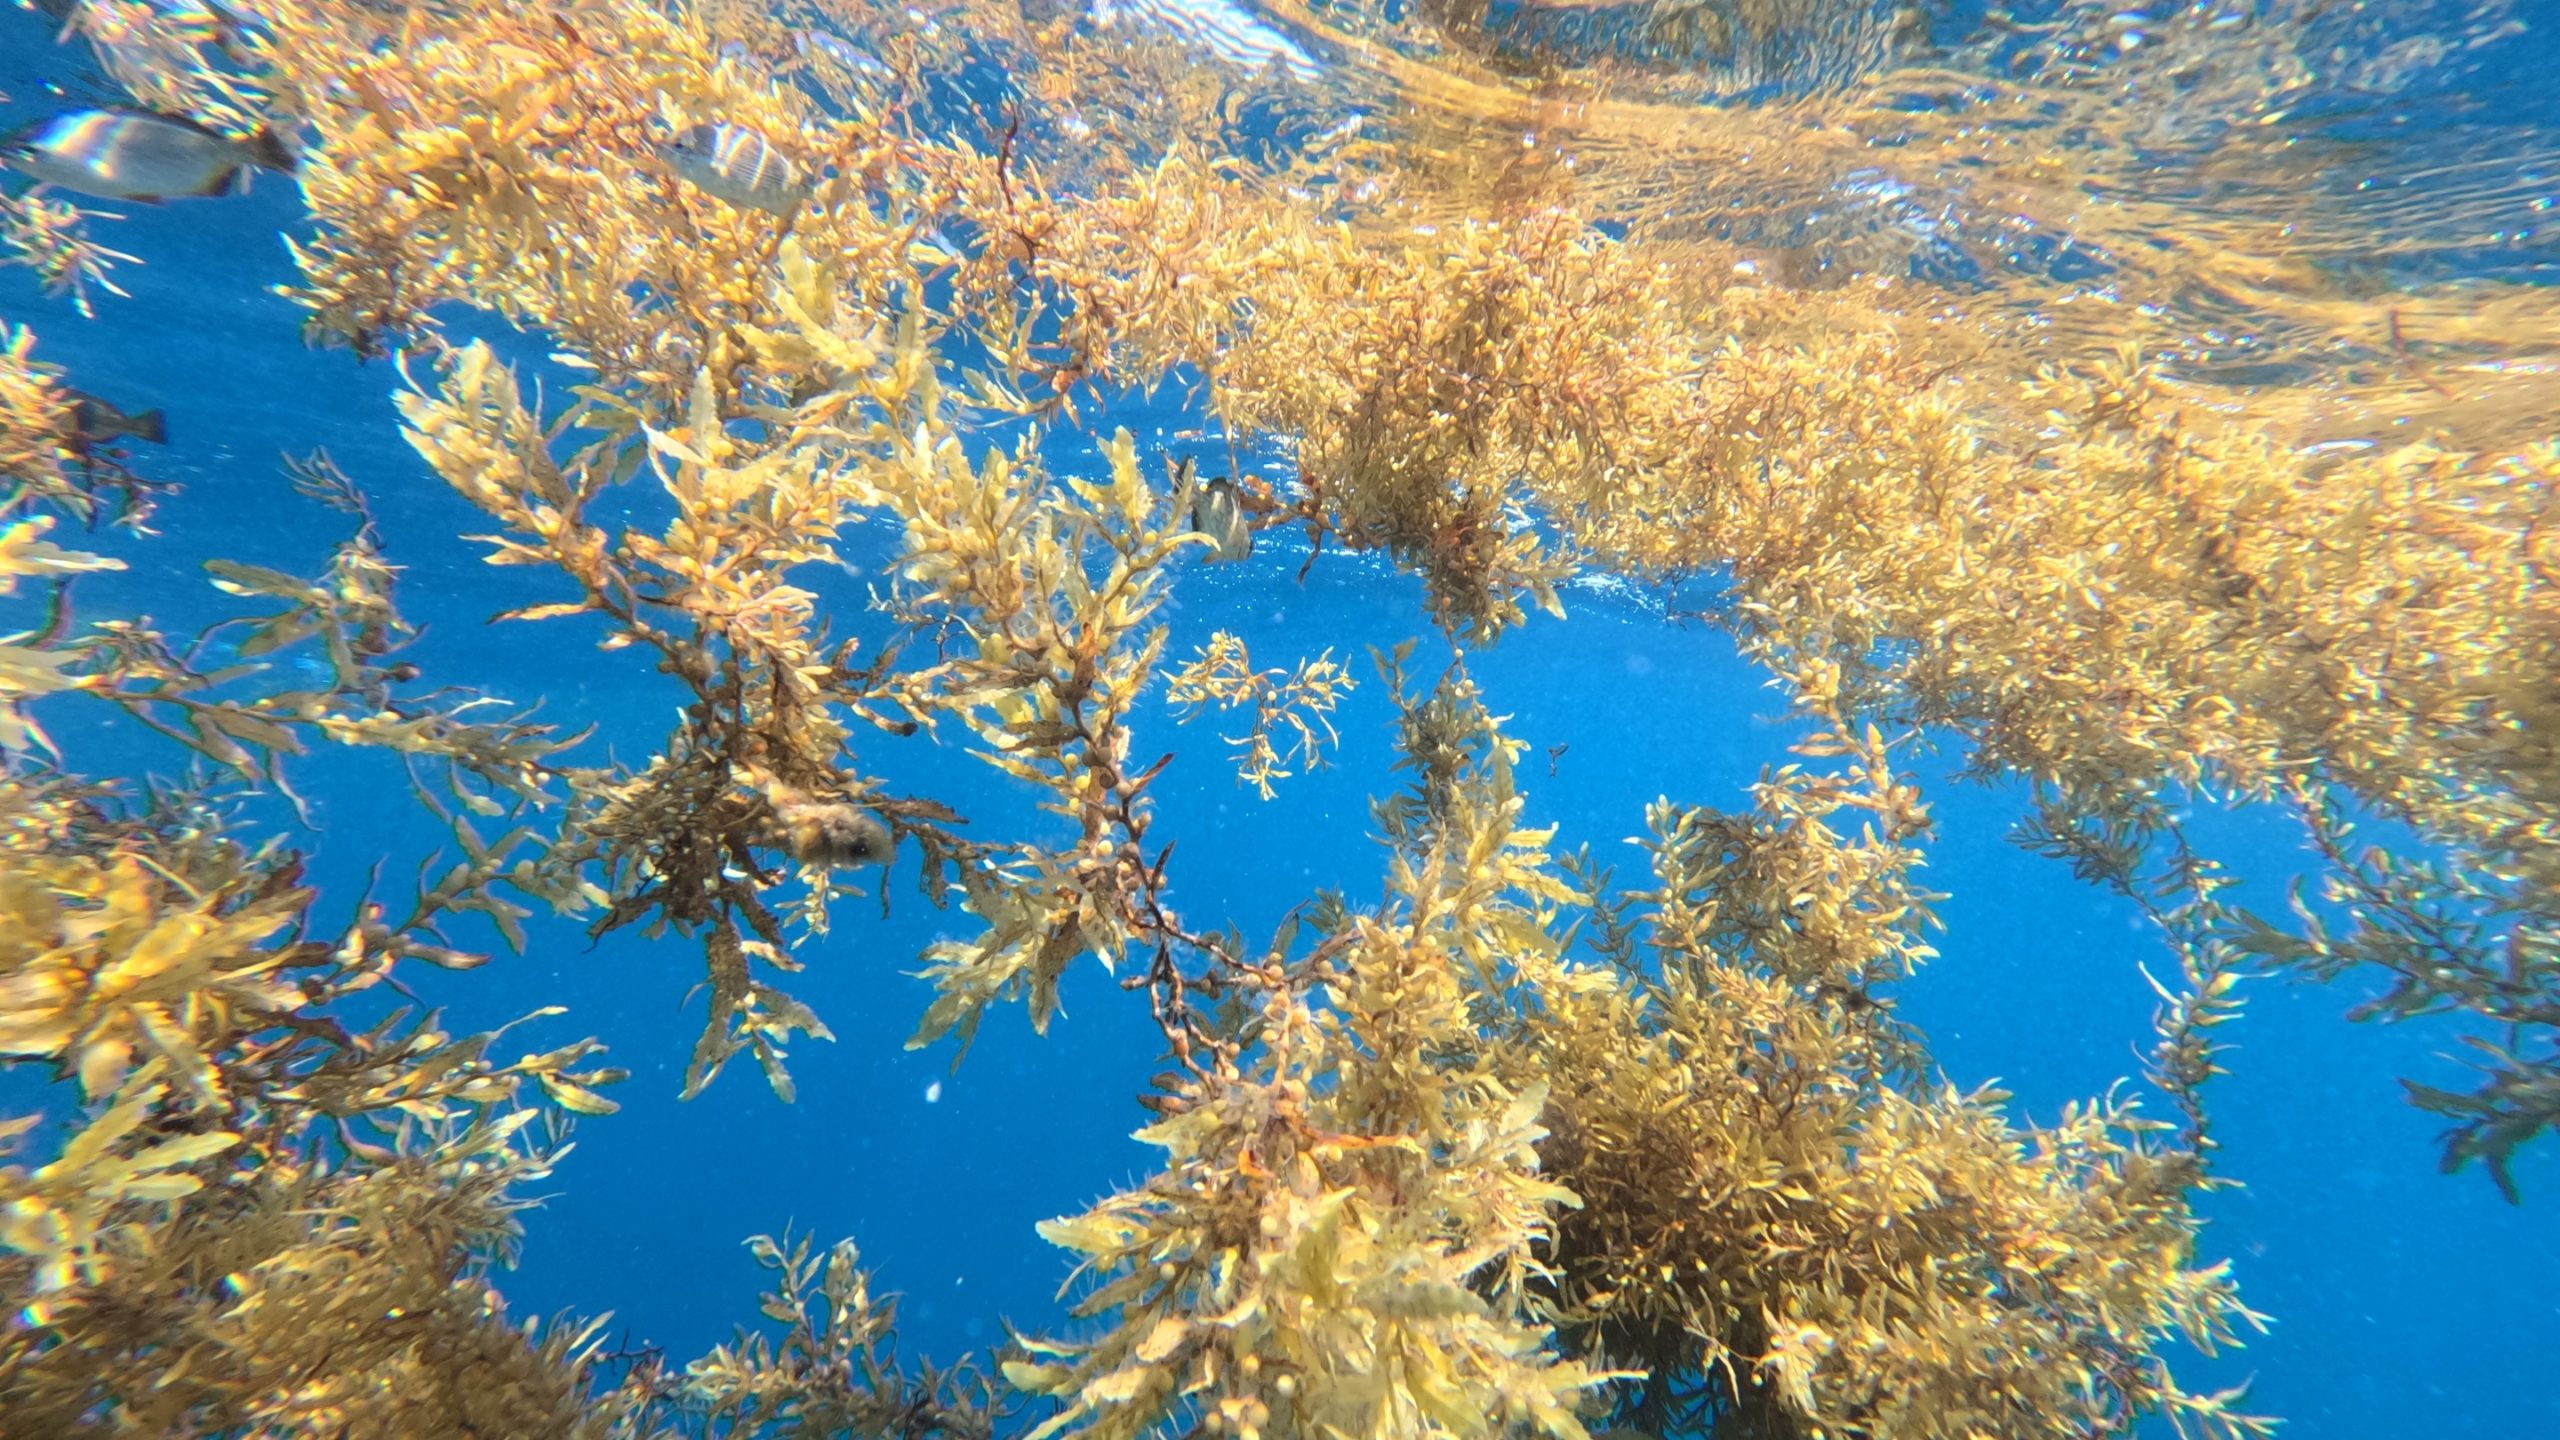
[2,106,292,202]
[1183,460,1253,563]
[60,389,167,448]
[661,122,807,216]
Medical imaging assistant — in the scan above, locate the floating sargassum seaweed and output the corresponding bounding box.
[1,0,2550,1434]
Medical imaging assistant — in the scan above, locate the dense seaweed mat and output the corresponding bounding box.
[0,1,2553,1436]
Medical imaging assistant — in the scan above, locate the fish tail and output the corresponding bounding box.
[242,127,298,174]
[124,409,168,446]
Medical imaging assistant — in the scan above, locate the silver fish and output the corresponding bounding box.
[36,0,255,40]
[2,107,293,202]
[2295,438,2378,479]
[1090,0,1322,83]
[1185,464,1254,564]
[661,123,808,216]
[47,0,268,59]
[793,29,893,80]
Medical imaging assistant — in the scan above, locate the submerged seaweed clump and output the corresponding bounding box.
[0,0,2550,1433]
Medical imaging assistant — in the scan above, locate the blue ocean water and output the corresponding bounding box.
[3,2,2556,1435]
